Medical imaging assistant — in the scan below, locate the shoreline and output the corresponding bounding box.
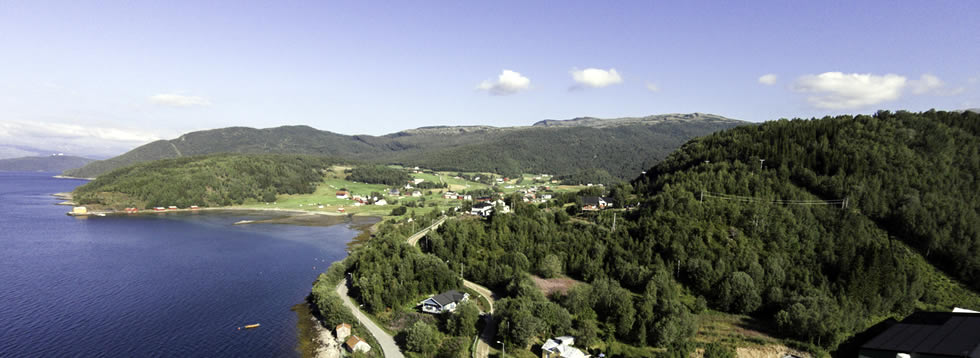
[53,175,95,180]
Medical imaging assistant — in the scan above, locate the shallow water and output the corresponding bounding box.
[0,172,354,357]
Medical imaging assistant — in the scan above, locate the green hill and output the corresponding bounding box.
[406,110,979,353]
[72,154,340,209]
[64,113,744,180]
[628,109,980,346]
[0,155,94,172]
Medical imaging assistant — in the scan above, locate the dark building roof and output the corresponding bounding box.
[860,312,980,357]
[430,290,467,306]
[472,202,493,209]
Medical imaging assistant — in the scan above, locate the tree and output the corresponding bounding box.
[538,254,563,278]
[405,321,439,354]
[446,300,480,337]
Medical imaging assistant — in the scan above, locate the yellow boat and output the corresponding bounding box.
[244,323,260,329]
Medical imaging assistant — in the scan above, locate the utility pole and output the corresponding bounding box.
[612,213,616,231]
[759,158,765,171]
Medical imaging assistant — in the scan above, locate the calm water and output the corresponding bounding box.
[0,172,355,357]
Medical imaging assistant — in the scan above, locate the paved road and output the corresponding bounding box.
[464,280,498,358]
[406,216,447,246]
[336,279,405,358]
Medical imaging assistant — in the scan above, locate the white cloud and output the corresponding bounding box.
[0,120,166,157]
[793,72,907,109]
[149,93,211,107]
[570,68,623,88]
[757,74,778,85]
[909,74,943,94]
[477,70,531,95]
[645,82,660,92]
[909,74,965,96]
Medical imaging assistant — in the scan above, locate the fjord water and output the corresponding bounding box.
[0,172,354,357]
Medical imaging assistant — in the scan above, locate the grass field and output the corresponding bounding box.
[237,165,590,218]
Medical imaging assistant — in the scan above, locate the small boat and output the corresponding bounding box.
[233,220,254,225]
[244,323,260,329]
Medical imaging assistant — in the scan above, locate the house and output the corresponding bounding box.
[189,205,200,210]
[541,336,588,358]
[389,189,401,196]
[420,290,469,314]
[581,197,613,211]
[412,191,422,197]
[153,207,166,212]
[335,191,349,199]
[374,199,388,206]
[443,192,457,199]
[344,335,371,353]
[168,206,178,210]
[857,311,980,358]
[335,323,351,341]
[493,200,511,214]
[72,206,88,215]
[471,202,493,217]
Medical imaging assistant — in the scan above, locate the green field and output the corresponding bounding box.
[238,166,590,218]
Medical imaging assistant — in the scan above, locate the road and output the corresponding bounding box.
[336,279,405,358]
[464,280,498,358]
[403,216,498,358]
[406,216,447,246]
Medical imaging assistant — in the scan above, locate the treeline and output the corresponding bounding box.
[423,202,699,354]
[346,165,411,186]
[73,154,337,209]
[347,211,458,314]
[629,110,980,347]
[402,122,742,182]
[638,110,980,291]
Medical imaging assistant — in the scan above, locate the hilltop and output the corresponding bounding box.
[65,113,745,179]
[0,155,94,172]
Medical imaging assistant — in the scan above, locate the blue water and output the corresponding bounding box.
[0,172,356,357]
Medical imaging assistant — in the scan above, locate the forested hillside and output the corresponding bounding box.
[73,154,339,209]
[65,114,743,180]
[415,110,980,354]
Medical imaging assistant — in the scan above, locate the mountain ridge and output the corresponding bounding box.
[66,113,746,179]
[0,155,94,172]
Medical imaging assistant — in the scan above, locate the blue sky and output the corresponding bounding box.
[1,1,977,157]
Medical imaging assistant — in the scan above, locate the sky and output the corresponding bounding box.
[1,1,978,157]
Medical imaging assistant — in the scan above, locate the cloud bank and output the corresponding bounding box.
[0,120,165,158]
[793,72,907,109]
[571,68,623,88]
[149,93,211,107]
[792,72,965,109]
[477,70,531,95]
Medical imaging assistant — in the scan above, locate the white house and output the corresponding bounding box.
[335,323,351,341]
[412,191,422,197]
[374,199,388,206]
[345,335,371,353]
[335,191,349,199]
[541,336,588,358]
[471,202,493,217]
[420,290,469,314]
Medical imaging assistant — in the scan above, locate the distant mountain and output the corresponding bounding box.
[0,155,95,173]
[65,113,746,179]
